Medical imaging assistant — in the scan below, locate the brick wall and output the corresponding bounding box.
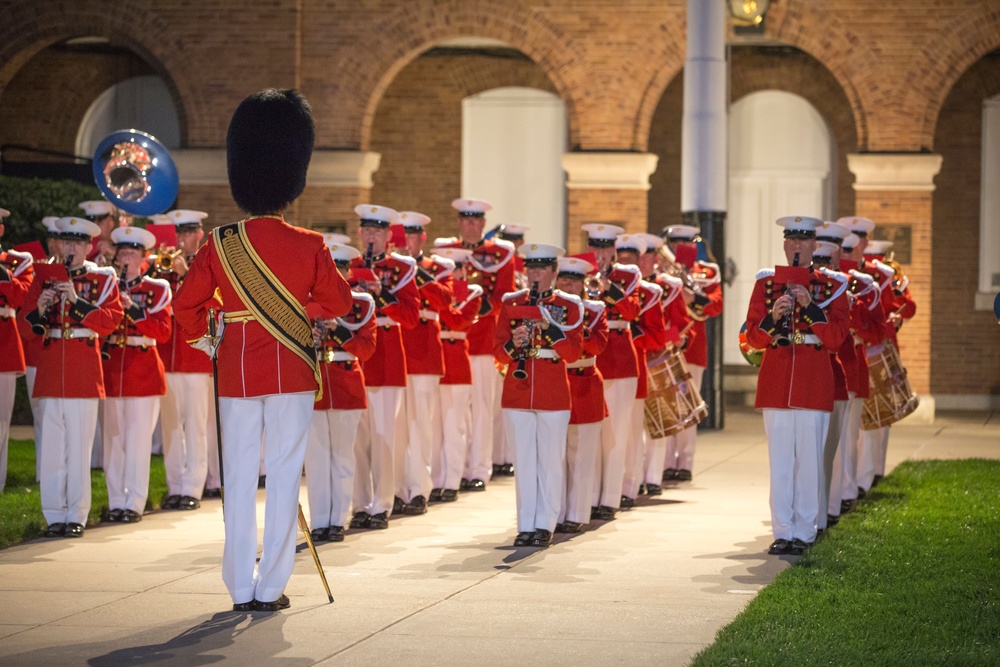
[931,52,1000,395]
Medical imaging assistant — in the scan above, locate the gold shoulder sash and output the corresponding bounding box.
[214,221,322,399]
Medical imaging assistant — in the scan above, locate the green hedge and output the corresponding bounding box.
[0,175,103,248]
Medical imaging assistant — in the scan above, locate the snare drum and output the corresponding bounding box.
[643,348,708,438]
[861,342,919,429]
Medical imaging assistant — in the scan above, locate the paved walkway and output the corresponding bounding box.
[1,408,997,666]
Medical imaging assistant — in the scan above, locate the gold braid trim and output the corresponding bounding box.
[215,221,322,400]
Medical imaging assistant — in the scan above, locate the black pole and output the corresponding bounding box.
[208,307,225,507]
[682,209,726,430]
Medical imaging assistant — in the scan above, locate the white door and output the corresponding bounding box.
[726,90,836,366]
[462,87,567,246]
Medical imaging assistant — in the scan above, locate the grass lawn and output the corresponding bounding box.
[1,439,168,550]
[692,459,1000,666]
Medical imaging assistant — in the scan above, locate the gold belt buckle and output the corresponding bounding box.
[62,328,72,340]
[528,346,540,358]
[793,332,806,345]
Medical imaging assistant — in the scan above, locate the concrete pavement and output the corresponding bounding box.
[0,407,997,666]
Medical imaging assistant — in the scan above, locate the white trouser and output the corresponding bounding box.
[817,398,848,529]
[219,392,312,605]
[504,408,570,533]
[593,377,639,509]
[644,435,667,486]
[104,395,159,514]
[491,370,510,466]
[857,425,889,491]
[466,355,498,481]
[664,364,705,472]
[354,386,402,516]
[436,384,472,490]
[161,373,212,498]
[561,421,602,525]
[0,373,15,493]
[39,397,99,526]
[26,366,42,481]
[400,375,439,502]
[306,409,363,529]
[830,394,863,513]
[91,400,104,469]
[763,408,830,543]
[622,398,648,499]
[206,399,221,490]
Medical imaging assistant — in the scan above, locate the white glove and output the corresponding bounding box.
[191,336,214,358]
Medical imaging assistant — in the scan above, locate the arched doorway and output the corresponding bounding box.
[76,75,181,157]
[725,90,836,366]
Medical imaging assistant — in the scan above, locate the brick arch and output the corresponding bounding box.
[909,6,1000,151]
[0,0,193,146]
[631,21,687,152]
[313,0,587,150]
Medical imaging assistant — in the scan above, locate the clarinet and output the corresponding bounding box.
[511,281,540,380]
[363,242,375,267]
[775,253,799,347]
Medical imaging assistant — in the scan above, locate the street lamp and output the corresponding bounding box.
[727,0,770,27]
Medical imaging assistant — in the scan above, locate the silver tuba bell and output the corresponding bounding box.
[91,129,178,217]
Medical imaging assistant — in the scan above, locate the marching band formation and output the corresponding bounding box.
[0,89,920,611]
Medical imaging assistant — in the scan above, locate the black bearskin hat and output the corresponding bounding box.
[226,88,315,215]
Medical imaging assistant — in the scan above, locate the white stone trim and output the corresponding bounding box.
[172,149,382,188]
[847,153,943,192]
[933,394,1000,411]
[974,291,999,312]
[561,152,659,190]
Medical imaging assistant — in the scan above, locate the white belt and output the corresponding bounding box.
[44,327,97,340]
[795,334,822,345]
[107,334,157,347]
[565,357,596,369]
[607,320,630,330]
[419,309,440,321]
[329,350,356,362]
[534,349,560,360]
[0,306,14,317]
[376,316,399,327]
[440,331,467,340]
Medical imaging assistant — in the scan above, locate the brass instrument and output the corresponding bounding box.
[511,281,540,380]
[883,251,907,293]
[774,253,802,347]
[151,246,184,273]
[656,245,710,321]
[92,129,178,217]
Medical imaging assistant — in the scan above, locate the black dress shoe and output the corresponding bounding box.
[162,495,181,510]
[257,475,266,489]
[674,469,693,482]
[232,600,255,612]
[120,510,142,523]
[107,508,125,522]
[178,496,201,510]
[827,513,840,526]
[328,526,345,542]
[203,488,222,499]
[310,526,330,542]
[790,538,811,555]
[441,489,459,502]
[768,539,792,555]
[402,495,428,515]
[857,486,867,499]
[840,498,856,514]
[65,523,85,538]
[367,512,389,529]
[491,464,503,478]
[42,523,66,537]
[620,495,635,509]
[590,506,600,520]
[254,594,290,612]
[501,463,515,476]
[530,529,552,547]
[872,474,883,487]
[645,483,663,496]
[555,521,582,534]
[597,505,616,521]
[662,468,677,482]
[428,488,443,502]
[513,531,535,546]
[392,496,405,513]
[460,478,472,491]
[349,512,370,529]
[467,479,486,492]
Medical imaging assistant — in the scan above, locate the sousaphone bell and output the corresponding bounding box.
[92,129,178,217]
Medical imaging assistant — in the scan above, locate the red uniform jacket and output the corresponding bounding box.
[103,275,172,397]
[20,263,123,398]
[0,249,33,374]
[682,261,724,368]
[632,280,668,400]
[443,239,516,356]
[596,264,642,381]
[745,266,851,412]
[494,288,584,412]
[842,266,883,399]
[402,254,453,376]
[568,299,609,425]
[174,217,353,398]
[439,283,482,386]
[312,291,377,411]
[156,255,215,375]
[351,252,420,388]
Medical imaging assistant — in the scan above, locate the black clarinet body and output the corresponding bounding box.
[511,281,540,380]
